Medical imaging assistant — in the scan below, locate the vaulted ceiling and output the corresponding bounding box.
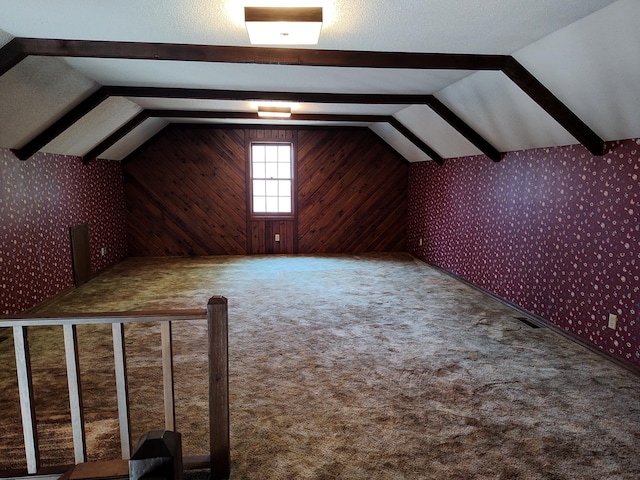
[1,0,639,164]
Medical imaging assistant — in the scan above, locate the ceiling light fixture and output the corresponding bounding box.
[245,6,323,45]
[257,106,292,118]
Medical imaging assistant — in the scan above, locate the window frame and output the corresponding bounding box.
[247,140,296,220]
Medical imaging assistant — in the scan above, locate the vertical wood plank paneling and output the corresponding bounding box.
[274,220,296,254]
[265,221,273,254]
[251,220,263,254]
[249,220,296,254]
[123,126,407,256]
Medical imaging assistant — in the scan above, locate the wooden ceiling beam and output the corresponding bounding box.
[120,89,498,162]
[147,109,389,123]
[17,37,508,70]
[0,38,28,76]
[502,58,605,156]
[389,118,444,165]
[113,86,433,105]
[87,110,448,165]
[425,96,502,162]
[4,38,604,158]
[82,111,150,165]
[9,85,435,161]
[80,110,390,163]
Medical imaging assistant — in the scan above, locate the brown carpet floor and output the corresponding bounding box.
[1,253,639,479]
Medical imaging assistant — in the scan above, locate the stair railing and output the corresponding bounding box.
[0,296,230,480]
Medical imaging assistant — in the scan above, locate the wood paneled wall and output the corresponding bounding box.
[124,126,247,256]
[297,129,408,253]
[123,125,408,256]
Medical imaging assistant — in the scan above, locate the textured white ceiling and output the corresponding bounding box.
[0,0,638,162]
[0,28,12,46]
[432,0,640,154]
[436,71,578,153]
[0,56,97,148]
[513,0,640,142]
[63,58,472,94]
[0,0,617,54]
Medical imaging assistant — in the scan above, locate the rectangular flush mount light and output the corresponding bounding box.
[245,7,323,45]
[258,106,292,118]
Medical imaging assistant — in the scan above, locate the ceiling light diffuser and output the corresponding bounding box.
[258,106,292,118]
[245,7,323,45]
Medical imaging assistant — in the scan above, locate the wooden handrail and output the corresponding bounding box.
[0,300,229,480]
[0,309,207,327]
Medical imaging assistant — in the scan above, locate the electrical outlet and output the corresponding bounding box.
[100,247,107,256]
[274,234,280,242]
[608,313,617,330]
[419,238,423,246]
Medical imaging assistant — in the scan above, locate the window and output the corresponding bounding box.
[250,143,293,215]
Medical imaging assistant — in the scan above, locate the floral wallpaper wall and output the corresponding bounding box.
[1,149,128,315]
[408,139,640,368]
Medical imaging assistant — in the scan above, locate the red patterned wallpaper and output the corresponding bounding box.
[408,139,640,368]
[1,149,128,315]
